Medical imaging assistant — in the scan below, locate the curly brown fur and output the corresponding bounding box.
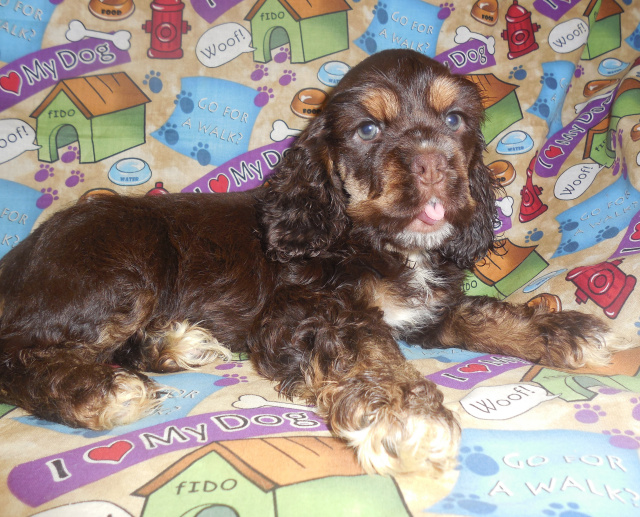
[0,50,623,475]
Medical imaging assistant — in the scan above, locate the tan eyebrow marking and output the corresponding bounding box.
[361,88,400,121]
[427,76,461,112]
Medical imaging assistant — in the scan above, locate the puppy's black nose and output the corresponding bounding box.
[411,153,447,184]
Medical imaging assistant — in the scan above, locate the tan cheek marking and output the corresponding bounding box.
[361,89,400,121]
[346,163,407,223]
[344,176,369,205]
[427,77,460,113]
[339,162,370,210]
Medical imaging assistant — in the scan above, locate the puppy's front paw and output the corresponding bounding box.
[535,311,631,369]
[344,404,459,476]
[322,374,459,476]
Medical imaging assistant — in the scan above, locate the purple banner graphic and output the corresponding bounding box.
[182,137,295,193]
[435,38,496,74]
[610,209,640,260]
[533,0,583,21]
[0,39,131,112]
[427,355,531,390]
[536,87,618,178]
[190,0,245,24]
[8,407,325,507]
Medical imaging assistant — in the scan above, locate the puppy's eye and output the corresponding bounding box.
[445,113,463,131]
[357,122,380,141]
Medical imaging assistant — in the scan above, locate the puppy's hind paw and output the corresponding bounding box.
[152,321,232,372]
[77,369,165,430]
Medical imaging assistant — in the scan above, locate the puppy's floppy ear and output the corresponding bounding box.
[259,116,349,262]
[441,140,499,270]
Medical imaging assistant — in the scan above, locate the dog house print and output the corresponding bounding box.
[31,72,150,163]
[245,0,351,63]
[463,73,522,144]
[134,436,410,517]
[582,0,623,60]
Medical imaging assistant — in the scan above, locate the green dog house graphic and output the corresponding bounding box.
[245,0,351,63]
[31,72,150,163]
[465,239,548,299]
[524,363,640,402]
[135,436,410,517]
[582,0,623,60]
[464,73,522,144]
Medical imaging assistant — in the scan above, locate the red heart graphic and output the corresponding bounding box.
[86,440,133,463]
[631,222,640,241]
[544,145,563,159]
[458,363,489,374]
[209,173,230,193]
[0,71,21,95]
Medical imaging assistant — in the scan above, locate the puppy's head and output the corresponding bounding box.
[262,49,498,268]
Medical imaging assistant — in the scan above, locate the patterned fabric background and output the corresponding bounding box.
[1,0,640,515]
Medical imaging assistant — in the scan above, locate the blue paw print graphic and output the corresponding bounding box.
[525,228,544,243]
[542,502,591,517]
[191,142,211,166]
[541,72,558,90]
[509,65,527,80]
[557,238,579,255]
[157,123,179,146]
[143,70,163,93]
[373,2,388,24]
[174,90,194,114]
[595,225,620,242]
[558,219,579,234]
[531,98,551,119]
[359,31,377,53]
[457,446,500,476]
[627,26,640,50]
[441,493,497,515]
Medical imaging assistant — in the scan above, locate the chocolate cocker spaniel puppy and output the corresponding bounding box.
[0,50,625,476]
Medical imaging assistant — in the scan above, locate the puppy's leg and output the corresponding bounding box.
[1,319,231,429]
[437,296,630,369]
[0,291,170,429]
[0,345,164,430]
[250,294,459,476]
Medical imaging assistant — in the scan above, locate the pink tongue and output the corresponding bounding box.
[423,202,445,222]
[417,203,445,225]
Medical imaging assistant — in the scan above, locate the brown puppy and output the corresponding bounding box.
[0,50,622,476]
